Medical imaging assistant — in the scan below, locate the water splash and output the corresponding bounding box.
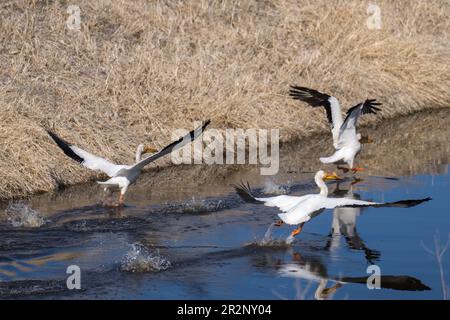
[119,243,171,273]
[4,202,48,228]
[262,181,289,195]
[165,197,230,214]
[261,222,277,245]
[244,223,293,247]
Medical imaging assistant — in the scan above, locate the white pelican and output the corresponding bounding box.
[47,120,210,206]
[289,86,381,172]
[234,170,430,242]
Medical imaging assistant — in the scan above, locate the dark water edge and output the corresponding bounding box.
[0,109,449,299]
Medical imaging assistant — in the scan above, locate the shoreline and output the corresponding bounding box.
[2,107,449,209]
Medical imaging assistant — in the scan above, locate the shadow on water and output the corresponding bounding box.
[0,109,449,299]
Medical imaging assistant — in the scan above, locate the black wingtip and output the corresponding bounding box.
[380,197,432,208]
[233,182,263,204]
[288,85,333,123]
[363,99,382,114]
[343,99,382,124]
[202,119,211,130]
[46,130,84,163]
[194,119,211,139]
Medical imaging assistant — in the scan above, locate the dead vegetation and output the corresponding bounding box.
[0,0,449,200]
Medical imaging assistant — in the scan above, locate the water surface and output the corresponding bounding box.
[0,109,449,299]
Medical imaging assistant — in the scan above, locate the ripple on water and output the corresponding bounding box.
[162,197,235,214]
[119,243,171,273]
[0,279,67,298]
[4,202,48,228]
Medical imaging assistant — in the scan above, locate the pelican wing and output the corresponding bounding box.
[257,195,313,212]
[235,182,431,225]
[234,182,317,224]
[323,196,431,209]
[337,99,381,147]
[289,86,343,129]
[280,195,430,225]
[126,120,210,172]
[277,195,330,225]
[234,182,310,211]
[47,130,122,177]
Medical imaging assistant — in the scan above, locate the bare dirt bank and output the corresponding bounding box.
[1,0,449,200]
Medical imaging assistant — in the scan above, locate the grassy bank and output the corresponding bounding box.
[1,0,449,200]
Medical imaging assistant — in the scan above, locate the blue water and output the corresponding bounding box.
[1,164,448,299]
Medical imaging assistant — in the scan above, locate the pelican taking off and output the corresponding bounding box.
[234,170,430,243]
[289,86,344,149]
[289,86,381,172]
[47,120,210,205]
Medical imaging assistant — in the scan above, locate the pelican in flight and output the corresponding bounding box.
[234,170,430,243]
[289,86,381,172]
[47,120,210,206]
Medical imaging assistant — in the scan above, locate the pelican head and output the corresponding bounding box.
[143,145,158,154]
[135,144,159,163]
[318,170,342,181]
[358,134,373,144]
[315,171,342,196]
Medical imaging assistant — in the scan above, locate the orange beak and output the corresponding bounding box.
[324,172,342,181]
[143,146,158,154]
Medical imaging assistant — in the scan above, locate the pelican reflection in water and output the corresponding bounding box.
[325,180,381,264]
[275,249,431,300]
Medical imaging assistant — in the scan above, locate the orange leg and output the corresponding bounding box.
[291,222,305,237]
[118,193,125,206]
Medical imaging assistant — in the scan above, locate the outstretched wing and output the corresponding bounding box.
[289,86,343,128]
[127,120,210,172]
[337,99,381,147]
[47,130,122,177]
[234,182,310,211]
[279,195,430,225]
[323,196,431,209]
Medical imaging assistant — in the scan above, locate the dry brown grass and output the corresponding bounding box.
[0,0,449,200]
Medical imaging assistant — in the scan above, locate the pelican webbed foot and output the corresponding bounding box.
[285,223,305,244]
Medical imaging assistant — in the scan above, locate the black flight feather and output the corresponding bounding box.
[342,197,431,208]
[47,130,84,163]
[343,99,382,124]
[289,86,333,124]
[157,119,210,156]
[233,182,264,204]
